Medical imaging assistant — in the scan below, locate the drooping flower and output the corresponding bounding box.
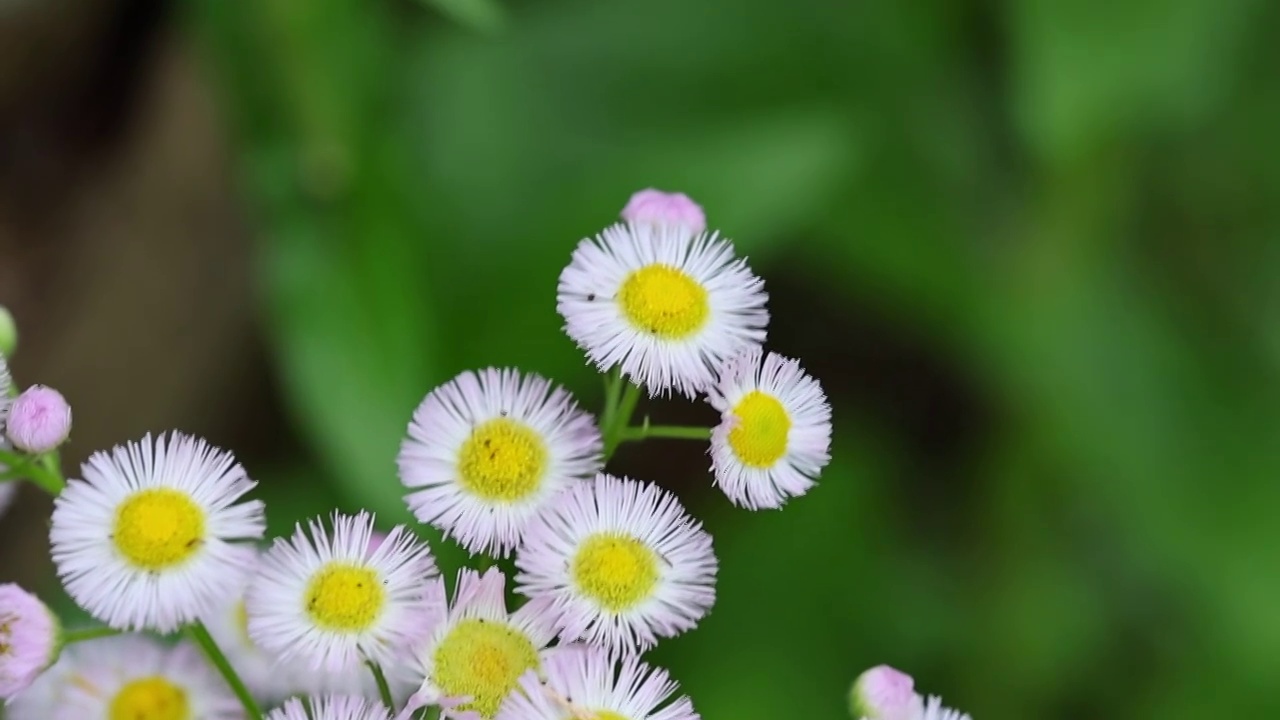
[5,385,72,454]
[556,222,768,399]
[406,568,558,720]
[0,584,61,700]
[515,474,717,654]
[247,512,437,675]
[495,643,699,720]
[706,347,832,509]
[620,189,706,235]
[398,368,602,557]
[49,432,266,632]
[7,634,241,719]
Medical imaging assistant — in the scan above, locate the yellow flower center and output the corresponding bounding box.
[109,676,190,720]
[617,264,710,339]
[593,712,631,720]
[304,563,385,631]
[112,489,206,570]
[727,391,791,467]
[433,618,539,719]
[458,418,548,502]
[571,534,660,612]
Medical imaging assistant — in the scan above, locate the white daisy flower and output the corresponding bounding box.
[48,431,266,632]
[495,644,698,720]
[515,474,717,655]
[247,511,437,675]
[266,694,392,720]
[919,695,972,720]
[407,568,558,720]
[556,222,768,399]
[705,347,832,509]
[397,368,602,558]
[7,634,242,720]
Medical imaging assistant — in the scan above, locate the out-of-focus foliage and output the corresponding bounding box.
[187,0,1280,716]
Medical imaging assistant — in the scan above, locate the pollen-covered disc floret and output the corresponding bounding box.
[557,222,768,399]
[706,347,831,510]
[515,474,717,654]
[266,695,393,720]
[408,568,558,720]
[495,644,699,720]
[247,511,437,675]
[8,634,241,720]
[0,583,60,700]
[48,432,266,632]
[398,368,602,557]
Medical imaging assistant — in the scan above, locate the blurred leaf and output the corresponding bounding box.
[416,0,507,35]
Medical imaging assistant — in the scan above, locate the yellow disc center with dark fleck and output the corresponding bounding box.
[108,676,190,720]
[433,618,540,719]
[571,533,660,612]
[112,489,206,570]
[727,391,791,468]
[617,264,710,339]
[304,563,385,631]
[457,418,548,502]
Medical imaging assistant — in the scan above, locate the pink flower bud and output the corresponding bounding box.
[850,665,923,720]
[0,583,61,700]
[620,189,707,234]
[5,385,71,453]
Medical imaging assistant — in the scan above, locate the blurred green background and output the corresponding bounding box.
[3,0,1280,717]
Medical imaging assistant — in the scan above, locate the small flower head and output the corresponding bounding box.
[0,583,61,700]
[0,305,16,359]
[8,634,241,719]
[49,432,266,632]
[398,368,602,557]
[620,189,706,234]
[557,223,768,398]
[496,644,699,720]
[267,695,393,720]
[6,385,72,453]
[849,665,922,720]
[408,568,558,720]
[515,474,717,654]
[706,347,832,509]
[247,511,438,675]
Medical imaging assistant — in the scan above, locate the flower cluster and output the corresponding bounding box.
[0,190,967,720]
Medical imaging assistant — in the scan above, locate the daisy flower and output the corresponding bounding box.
[407,568,558,720]
[0,584,60,700]
[919,695,972,720]
[495,644,698,720]
[266,695,392,720]
[247,512,437,675]
[556,222,768,399]
[515,474,717,654]
[398,368,602,558]
[48,431,266,632]
[706,347,831,509]
[7,634,241,720]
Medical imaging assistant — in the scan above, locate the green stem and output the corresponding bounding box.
[188,621,264,720]
[618,424,711,442]
[602,382,642,461]
[367,660,395,709]
[0,449,64,495]
[601,367,622,431]
[62,626,122,644]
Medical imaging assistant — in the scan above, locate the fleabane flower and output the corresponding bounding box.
[8,634,241,719]
[496,644,698,720]
[267,694,392,720]
[247,511,437,675]
[706,347,831,509]
[0,584,60,700]
[6,385,72,454]
[556,222,768,399]
[515,474,717,654]
[919,695,972,720]
[620,189,706,234]
[407,568,558,720]
[202,547,298,703]
[49,431,266,632]
[398,368,602,557]
[848,665,922,720]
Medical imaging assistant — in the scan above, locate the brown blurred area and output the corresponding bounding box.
[0,0,273,588]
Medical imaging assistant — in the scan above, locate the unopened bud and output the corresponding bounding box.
[849,665,923,720]
[6,385,72,454]
[0,306,15,359]
[621,189,706,234]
